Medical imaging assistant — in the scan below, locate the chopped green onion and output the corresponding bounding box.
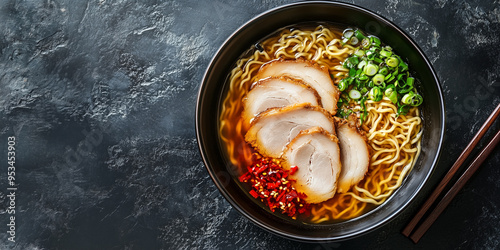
[343,29,354,39]
[344,56,359,69]
[388,91,397,104]
[357,60,367,69]
[350,37,359,46]
[369,87,383,101]
[385,85,395,95]
[354,30,366,40]
[349,67,356,76]
[354,49,365,57]
[411,94,423,106]
[338,108,353,119]
[338,79,348,91]
[379,67,389,75]
[386,56,399,67]
[369,36,381,46]
[401,92,414,105]
[384,85,398,103]
[373,57,383,64]
[397,79,413,93]
[380,81,387,89]
[359,97,368,122]
[347,77,355,85]
[349,56,359,66]
[334,28,423,120]
[366,80,374,88]
[364,63,378,76]
[341,37,350,45]
[397,73,405,81]
[366,50,376,60]
[386,74,395,83]
[372,74,385,85]
[402,92,423,106]
[355,78,361,88]
[398,105,410,116]
[399,60,409,71]
[349,89,361,100]
[406,77,415,87]
[361,38,370,48]
[393,67,399,76]
[380,49,392,58]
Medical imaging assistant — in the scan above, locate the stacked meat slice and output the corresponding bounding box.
[243,58,370,203]
[281,127,342,203]
[242,77,322,124]
[255,59,340,115]
[335,116,371,193]
[245,103,335,158]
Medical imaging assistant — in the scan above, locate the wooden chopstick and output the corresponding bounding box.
[402,103,500,239]
[409,128,500,242]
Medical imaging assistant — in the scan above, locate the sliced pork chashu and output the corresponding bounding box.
[242,76,322,124]
[245,103,335,159]
[336,119,370,193]
[255,59,340,115]
[282,127,341,204]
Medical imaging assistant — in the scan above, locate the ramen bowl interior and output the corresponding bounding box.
[196,1,444,242]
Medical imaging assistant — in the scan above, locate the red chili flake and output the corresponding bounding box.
[253,165,268,175]
[249,190,259,199]
[266,182,278,190]
[285,190,298,201]
[238,172,251,182]
[277,188,285,198]
[281,171,288,179]
[238,157,310,218]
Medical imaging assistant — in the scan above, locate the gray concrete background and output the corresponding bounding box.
[1,0,499,249]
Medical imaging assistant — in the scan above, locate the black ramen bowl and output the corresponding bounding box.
[196,1,445,242]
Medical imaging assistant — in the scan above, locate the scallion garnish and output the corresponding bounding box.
[338,79,348,91]
[369,36,381,47]
[361,38,370,49]
[369,87,383,101]
[380,49,392,58]
[354,29,366,40]
[354,49,365,57]
[337,28,423,120]
[372,74,385,85]
[364,63,378,76]
[386,56,399,68]
[379,67,389,75]
[350,37,359,46]
[349,89,361,100]
[343,29,354,39]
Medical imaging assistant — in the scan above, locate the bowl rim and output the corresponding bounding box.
[196,0,446,242]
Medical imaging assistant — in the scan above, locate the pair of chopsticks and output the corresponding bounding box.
[402,103,500,243]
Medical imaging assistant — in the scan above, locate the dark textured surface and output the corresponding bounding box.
[0,0,499,249]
